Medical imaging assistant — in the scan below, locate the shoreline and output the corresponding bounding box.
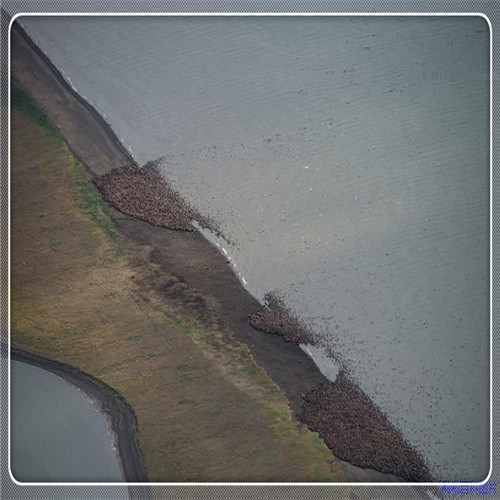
[10,348,148,485]
[11,19,431,483]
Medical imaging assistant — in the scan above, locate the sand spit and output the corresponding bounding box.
[94,164,215,232]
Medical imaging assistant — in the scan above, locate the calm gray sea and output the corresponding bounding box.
[18,16,490,481]
[11,360,127,484]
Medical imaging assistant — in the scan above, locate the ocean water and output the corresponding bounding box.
[11,360,127,485]
[18,15,490,480]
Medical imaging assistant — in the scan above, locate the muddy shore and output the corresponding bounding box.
[11,19,431,483]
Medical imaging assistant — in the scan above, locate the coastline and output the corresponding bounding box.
[10,19,431,484]
[11,348,148,485]
[10,94,350,483]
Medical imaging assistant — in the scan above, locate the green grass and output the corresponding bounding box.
[68,155,119,241]
[11,80,61,139]
[12,80,120,242]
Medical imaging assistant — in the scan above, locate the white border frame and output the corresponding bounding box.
[7,11,493,488]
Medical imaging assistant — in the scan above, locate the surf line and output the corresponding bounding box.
[191,221,250,291]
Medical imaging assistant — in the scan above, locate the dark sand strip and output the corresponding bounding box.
[10,19,136,176]
[11,19,431,483]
